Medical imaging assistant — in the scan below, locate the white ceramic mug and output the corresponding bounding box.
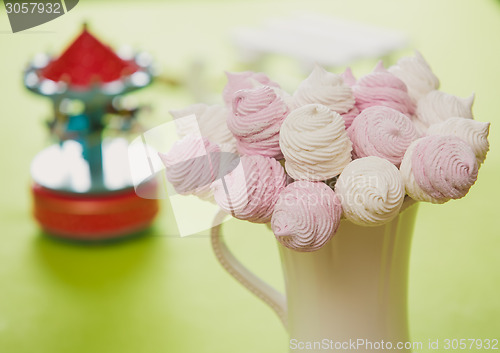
[211,198,418,352]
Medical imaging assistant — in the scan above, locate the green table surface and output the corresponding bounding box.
[1,1,500,352]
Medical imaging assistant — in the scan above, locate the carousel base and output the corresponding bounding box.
[32,182,159,241]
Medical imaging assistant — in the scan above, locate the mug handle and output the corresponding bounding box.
[211,209,288,329]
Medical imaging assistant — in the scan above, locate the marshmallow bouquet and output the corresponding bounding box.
[160,52,490,252]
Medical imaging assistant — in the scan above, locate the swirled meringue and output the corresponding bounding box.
[341,106,360,129]
[211,155,287,223]
[280,104,352,181]
[400,135,478,204]
[388,51,440,102]
[353,61,415,116]
[348,106,419,167]
[335,156,405,226]
[170,103,237,153]
[293,65,355,114]
[222,71,280,106]
[341,67,357,87]
[159,135,221,200]
[414,90,475,134]
[426,117,490,165]
[227,86,289,159]
[271,181,342,252]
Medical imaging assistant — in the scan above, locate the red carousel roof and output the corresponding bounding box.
[40,26,139,87]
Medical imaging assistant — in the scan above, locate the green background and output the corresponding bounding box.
[0,0,499,352]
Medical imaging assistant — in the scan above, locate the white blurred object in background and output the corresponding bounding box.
[232,13,408,71]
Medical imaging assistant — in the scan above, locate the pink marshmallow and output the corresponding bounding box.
[348,106,418,167]
[353,61,415,116]
[341,105,360,129]
[411,135,478,201]
[271,181,342,252]
[341,67,357,87]
[212,155,287,223]
[222,71,280,107]
[159,135,221,199]
[227,86,289,159]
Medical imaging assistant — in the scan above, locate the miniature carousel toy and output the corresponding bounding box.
[24,24,159,241]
